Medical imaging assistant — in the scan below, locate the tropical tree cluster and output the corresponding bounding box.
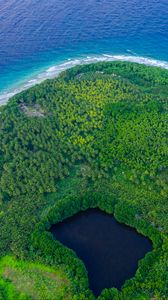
[0,61,167,299]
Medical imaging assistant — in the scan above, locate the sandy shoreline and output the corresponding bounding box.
[1,54,168,106]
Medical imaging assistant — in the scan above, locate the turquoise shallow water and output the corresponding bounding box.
[0,0,168,104]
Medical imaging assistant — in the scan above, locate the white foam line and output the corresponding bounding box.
[0,54,168,106]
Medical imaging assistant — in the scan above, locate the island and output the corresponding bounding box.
[0,61,167,300]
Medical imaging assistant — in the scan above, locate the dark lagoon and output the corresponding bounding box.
[50,208,152,296]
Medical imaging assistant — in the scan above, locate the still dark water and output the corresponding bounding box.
[51,208,152,296]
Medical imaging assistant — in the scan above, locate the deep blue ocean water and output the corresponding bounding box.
[0,0,168,103]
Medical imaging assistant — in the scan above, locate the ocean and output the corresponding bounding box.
[0,0,168,104]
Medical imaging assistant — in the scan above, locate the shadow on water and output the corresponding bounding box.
[50,208,152,296]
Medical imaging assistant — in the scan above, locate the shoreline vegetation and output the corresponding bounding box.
[1,54,168,106]
[0,61,168,299]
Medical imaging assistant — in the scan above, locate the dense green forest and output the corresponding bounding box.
[0,61,167,299]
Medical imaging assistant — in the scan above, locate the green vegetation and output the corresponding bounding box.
[0,256,73,300]
[0,61,167,299]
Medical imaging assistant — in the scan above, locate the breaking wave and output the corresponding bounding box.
[1,54,168,106]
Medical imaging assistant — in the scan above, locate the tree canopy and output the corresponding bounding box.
[0,61,167,299]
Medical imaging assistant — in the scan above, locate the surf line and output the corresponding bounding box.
[0,54,168,106]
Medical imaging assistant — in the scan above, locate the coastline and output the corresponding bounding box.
[1,54,168,106]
